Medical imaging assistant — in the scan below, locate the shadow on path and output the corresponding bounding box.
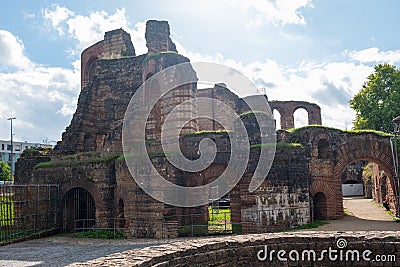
[309,196,400,231]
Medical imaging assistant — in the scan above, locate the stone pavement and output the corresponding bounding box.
[0,236,168,267]
[0,197,399,266]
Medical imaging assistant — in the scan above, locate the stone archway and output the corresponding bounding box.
[307,128,397,220]
[60,178,107,232]
[332,136,396,216]
[268,101,322,129]
[62,187,96,232]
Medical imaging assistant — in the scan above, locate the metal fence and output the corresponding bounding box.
[72,208,233,239]
[0,184,60,244]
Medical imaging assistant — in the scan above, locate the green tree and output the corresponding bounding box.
[0,161,11,181]
[350,63,400,133]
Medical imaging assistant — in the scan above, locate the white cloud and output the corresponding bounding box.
[43,5,143,55]
[238,0,313,27]
[43,4,74,36]
[347,47,400,64]
[0,31,80,142]
[0,30,33,69]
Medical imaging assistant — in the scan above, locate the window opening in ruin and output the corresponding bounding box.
[293,108,308,128]
[273,109,281,130]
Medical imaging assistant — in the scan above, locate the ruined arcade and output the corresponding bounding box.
[14,20,397,237]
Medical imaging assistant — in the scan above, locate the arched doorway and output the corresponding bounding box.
[118,199,125,229]
[313,192,327,220]
[62,187,96,232]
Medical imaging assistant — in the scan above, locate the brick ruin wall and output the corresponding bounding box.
[14,20,397,237]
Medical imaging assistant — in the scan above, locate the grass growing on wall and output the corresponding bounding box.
[250,142,304,149]
[61,151,100,160]
[34,153,122,169]
[286,125,393,138]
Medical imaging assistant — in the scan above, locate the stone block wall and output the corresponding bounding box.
[79,232,400,266]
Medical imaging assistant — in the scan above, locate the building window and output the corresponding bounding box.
[1,144,4,150]
[7,145,12,151]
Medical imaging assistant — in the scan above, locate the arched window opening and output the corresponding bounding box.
[293,108,308,128]
[273,109,281,130]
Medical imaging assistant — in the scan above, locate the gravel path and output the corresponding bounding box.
[309,197,400,231]
[0,197,398,266]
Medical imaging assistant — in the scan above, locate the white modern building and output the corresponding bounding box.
[0,140,52,178]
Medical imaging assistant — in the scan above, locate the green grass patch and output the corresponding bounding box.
[182,129,231,138]
[0,196,14,226]
[208,207,232,234]
[385,210,400,222]
[232,223,242,234]
[35,153,122,169]
[61,151,100,160]
[21,147,52,156]
[286,125,392,137]
[1,228,53,243]
[177,223,208,237]
[239,110,271,117]
[250,142,304,149]
[209,207,231,222]
[73,229,125,239]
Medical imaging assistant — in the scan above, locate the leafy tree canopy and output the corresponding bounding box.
[350,63,400,133]
[0,161,11,181]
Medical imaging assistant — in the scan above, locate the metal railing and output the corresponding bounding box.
[0,184,60,244]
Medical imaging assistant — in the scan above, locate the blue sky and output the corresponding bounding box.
[0,0,399,143]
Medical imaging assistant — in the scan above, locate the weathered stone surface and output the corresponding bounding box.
[145,20,177,54]
[69,232,400,266]
[14,20,397,238]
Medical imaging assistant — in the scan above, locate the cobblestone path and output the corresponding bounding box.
[0,236,167,267]
[0,197,399,266]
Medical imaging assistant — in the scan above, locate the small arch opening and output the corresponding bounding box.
[62,187,96,232]
[293,108,308,128]
[273,109,281,130]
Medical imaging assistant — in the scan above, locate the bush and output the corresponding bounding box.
[73,229,125,239]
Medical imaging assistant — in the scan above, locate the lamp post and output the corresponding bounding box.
[390,116,400,217]
[7,117,16,181]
